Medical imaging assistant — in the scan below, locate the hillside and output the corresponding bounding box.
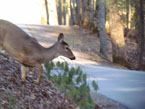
[0,53,75,109]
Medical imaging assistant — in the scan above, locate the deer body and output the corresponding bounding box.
[0,20,75,85]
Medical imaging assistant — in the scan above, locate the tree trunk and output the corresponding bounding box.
[72,0,77,24]
[58,0,62,25]
[107,0,129,67]
[126,0,129,29]
[89,0,95,30]
[76,0,80,25]
[48,0,58,25]
[66,0,71,25]
[41,0,49,24]
[63,0,66,25]
[97,0,107,58]
[134,0,140,43]
[44,0,49,24]
[81,0,86,27]
[70,0,74,25]
[138,0,144,69]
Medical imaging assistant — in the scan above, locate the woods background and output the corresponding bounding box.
[42,0,144,70]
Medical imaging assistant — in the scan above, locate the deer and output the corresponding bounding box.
[0,20,75,86]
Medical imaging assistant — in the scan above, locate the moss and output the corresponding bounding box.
[113,56,130,68]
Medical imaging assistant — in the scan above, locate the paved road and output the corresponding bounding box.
[80,63,145,109]
[52,57,145,109]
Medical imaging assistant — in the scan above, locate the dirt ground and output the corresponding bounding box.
[0,53,75,109]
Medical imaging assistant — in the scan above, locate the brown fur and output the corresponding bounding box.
[0,20,75,86]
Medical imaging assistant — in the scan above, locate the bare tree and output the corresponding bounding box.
[70,0,74,25]
[63,0,66,25]
[66,0,71,25]
[72,0,77,24]
[126,0,129,29]
[81,0,86,27]
[70,0,77,25]
[97,0,107,57]
[138,0,144,69]
[58,0,62,25]
[107,0,129,67]
[76,0,80,25]
[89,0,95,30]
[44,0,49,24]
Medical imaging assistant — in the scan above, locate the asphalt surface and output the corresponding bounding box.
[52,57,145,109]
[80,63,145,109]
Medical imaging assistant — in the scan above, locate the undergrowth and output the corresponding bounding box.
[44,61,98,109]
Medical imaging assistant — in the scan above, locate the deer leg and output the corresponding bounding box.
[34,65,43,85]
[21,65,27,87]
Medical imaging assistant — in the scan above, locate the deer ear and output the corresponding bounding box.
[58,33,64,43]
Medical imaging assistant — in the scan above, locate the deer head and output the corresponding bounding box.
[56,33,75,60]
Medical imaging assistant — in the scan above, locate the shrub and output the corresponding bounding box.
[44,61,98,109]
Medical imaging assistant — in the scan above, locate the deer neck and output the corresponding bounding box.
[42,43,59,63]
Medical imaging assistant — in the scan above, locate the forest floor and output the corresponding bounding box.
[0,53,76,109]
[0,24,144,109]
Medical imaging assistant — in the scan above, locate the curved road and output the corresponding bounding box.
[53,57,145,109]
[81,63,145,109]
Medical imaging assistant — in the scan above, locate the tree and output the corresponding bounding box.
[89,0,95,30]
[76,0,80,25]
[107,0,129,67]
[66,0,71,25]
[138,0,144,69]
[72,0,77,24]
[126,0,129,29]
[63,0,66,25]
[81,0,86,27]
[44,0,49,24]
[70,0,74,25]
[58,0,62,25]
[97,0,107,58]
